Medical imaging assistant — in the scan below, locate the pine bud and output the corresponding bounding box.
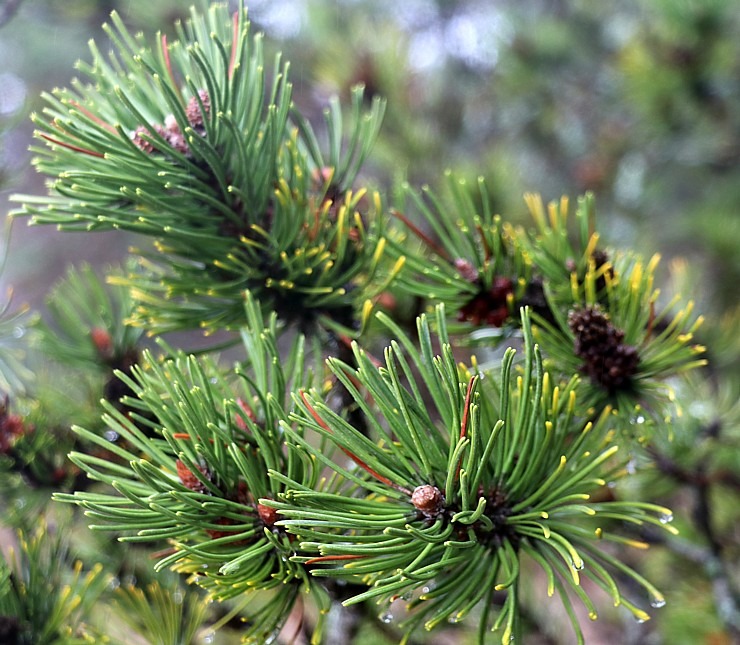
[311,166,335,190]
[131,124,166,153]
[90,327,114,360]
[234,398,257,431]
[164,114,189,154]
[0,406,28,454]
[411,484,445,517]
[175,459,210,493]
[454,258,479,283]
[205,517,239,540]
[258,502,279,527]
[186,89,210,129]
[457,276,513,326]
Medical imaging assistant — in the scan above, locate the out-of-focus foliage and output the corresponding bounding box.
[263,0,740,315]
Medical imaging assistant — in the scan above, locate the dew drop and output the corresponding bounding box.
[108,577,121,590]
[12,326,24,339]
[104,430,119,442]
[626,458,637,475]
[203,633,215,644]
[650,596,666,608]
[659,512,673,524]
[572,559,584,571]
[634,616,647,624]
[379,611,394,624]
[447,614,461,624]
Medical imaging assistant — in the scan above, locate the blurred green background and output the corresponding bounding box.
[2,0,739,318]
[1,1,738,643]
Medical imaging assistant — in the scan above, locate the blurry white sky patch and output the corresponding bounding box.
[409,4,512,72]
[0,72,26,116]
[242,0,511,73]
[245,0,306,38]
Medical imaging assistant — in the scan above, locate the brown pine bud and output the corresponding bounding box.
[90,327,114,360]
[411,484,445,517]
[258,502,279,527]
[454,258,480,283]
[186,89,210,129]
[131,124,166,153]
[205,516,239,539]
[175,459,209,493]
[163,114,190,154]
[234,398,257,431]
[236,481,250,505]
[0,409,29,454]
[311,166,335,190]
[457,276,513,327]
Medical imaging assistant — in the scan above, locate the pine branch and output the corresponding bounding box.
[272,306,676,643]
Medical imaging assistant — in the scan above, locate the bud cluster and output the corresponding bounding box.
[131,89,210,156]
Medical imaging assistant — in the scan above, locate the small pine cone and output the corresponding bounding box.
[175,459,209,493]
[186,89,210,129]
[131,124,166,153]
[568,306,611,356]
[411,484,445,517]
[454,258,480,283]
[569,306,639,390]
[601,343,639,390]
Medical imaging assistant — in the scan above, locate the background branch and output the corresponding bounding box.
[0,0,23,29]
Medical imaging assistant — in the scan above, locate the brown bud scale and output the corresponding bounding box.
[411,484,445,517]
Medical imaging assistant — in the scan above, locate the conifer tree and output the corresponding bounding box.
[1,2,737,644]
